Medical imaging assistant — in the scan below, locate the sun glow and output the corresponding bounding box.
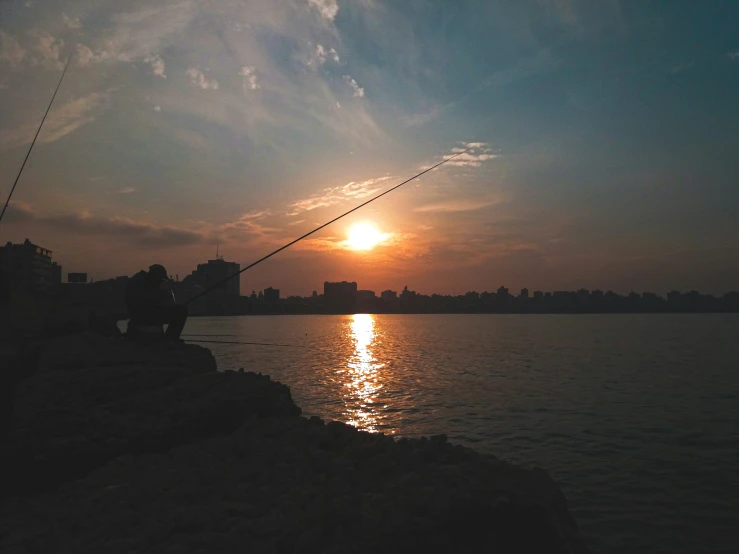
[347,222,383,250]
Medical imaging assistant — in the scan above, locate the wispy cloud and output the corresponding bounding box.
[145,54,166,78]
[0,91,111,149]
[5,203,205,247]
[343,75,365,97]
[441,142,497,167]
[62,13,82,29]
[75,43,111,66]
[0,31,26,68]
[117,187,136,194]
[728,49,739,61]
[186,67,219,90]
[28,29,64,69]
[414,198,502,213]
[308,0,339,21]
[288,176,393,215]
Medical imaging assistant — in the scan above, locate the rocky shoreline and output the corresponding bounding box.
[1,333,590,553]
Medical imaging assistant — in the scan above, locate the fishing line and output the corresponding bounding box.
[185,148,470,306]
[0,49,74,226]
[184,338,311,348]
[181,333,243,337]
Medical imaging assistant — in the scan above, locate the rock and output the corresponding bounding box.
[5,333,299,496]
[35,331,217,374]
[0,333,591,553]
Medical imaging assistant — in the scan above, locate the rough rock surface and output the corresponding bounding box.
[2,333,590,553]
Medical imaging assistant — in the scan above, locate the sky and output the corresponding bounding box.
[0,0,738,296]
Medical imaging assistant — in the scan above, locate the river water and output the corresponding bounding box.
[180,313,738,554]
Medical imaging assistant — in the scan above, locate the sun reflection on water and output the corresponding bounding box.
[344,313,385,432]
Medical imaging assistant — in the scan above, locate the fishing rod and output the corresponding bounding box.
[185,148,471,306]
[0,49,74,226]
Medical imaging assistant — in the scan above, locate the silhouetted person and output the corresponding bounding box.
[125,264,187,341]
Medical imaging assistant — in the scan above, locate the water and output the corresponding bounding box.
[180,314,738,554]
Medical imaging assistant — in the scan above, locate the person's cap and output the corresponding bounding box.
[148,264,169,281]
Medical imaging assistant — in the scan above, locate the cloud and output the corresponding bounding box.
[117,187,136,194]
[215,210,283,242]
[28,29,64,69]
[288,176,393,215]
[343,75,364,97]
[107,0,197,61]
[414,199,502,213]
[153,105,162,112]
[238,210,272,220]
[0,31,26,68]
[2,201,36,223]
[4,202,204,247]
[401,107,442,127]
[0,91,111,149]
[62,13,82,29]
[317,44,339,64]
[479,49,559,90]
[308,0,339,20]
[729,49,739,61]
[186,67,219,90]
[439,142,497,167]
[145,54,166,78]
[75,43,111,66]
[239,66,259,90]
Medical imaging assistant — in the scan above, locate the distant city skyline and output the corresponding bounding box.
[2,2,738,295]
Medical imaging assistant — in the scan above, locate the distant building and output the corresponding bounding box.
[496,286,509,297]
[68,272,88,284]
[324,281,357,313]
[356,289,376,313]
[0,239,62,292]
[519,288,529,299]
[264,287,280,302]
[182,258,240,296]
[178,257,240,315]
[381,290,397,301]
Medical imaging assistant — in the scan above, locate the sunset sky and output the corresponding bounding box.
[1,1,738,296]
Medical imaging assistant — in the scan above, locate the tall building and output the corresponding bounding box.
[0,239,62,292]
[264,287,280,302]
[324,281,357,314]
[381,290,397,301]
[183,258,240,296]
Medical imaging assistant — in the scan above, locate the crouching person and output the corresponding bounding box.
[125,264,187,341]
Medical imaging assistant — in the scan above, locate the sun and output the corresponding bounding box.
[347,222,383,251]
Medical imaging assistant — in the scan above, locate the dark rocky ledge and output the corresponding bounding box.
[1,333,590,554]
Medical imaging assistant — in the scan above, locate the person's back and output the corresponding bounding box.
[125,270,152,320]
[124,265,187,341]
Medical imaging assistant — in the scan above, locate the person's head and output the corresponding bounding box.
[148,264,169,284]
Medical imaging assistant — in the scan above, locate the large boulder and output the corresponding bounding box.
[1,333,591,553]
[5,335,299,496]
[1,417,589,554]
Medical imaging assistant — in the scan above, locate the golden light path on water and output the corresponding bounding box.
[343,314,385,432]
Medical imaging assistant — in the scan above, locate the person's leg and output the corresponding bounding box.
[163,305,188,340]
